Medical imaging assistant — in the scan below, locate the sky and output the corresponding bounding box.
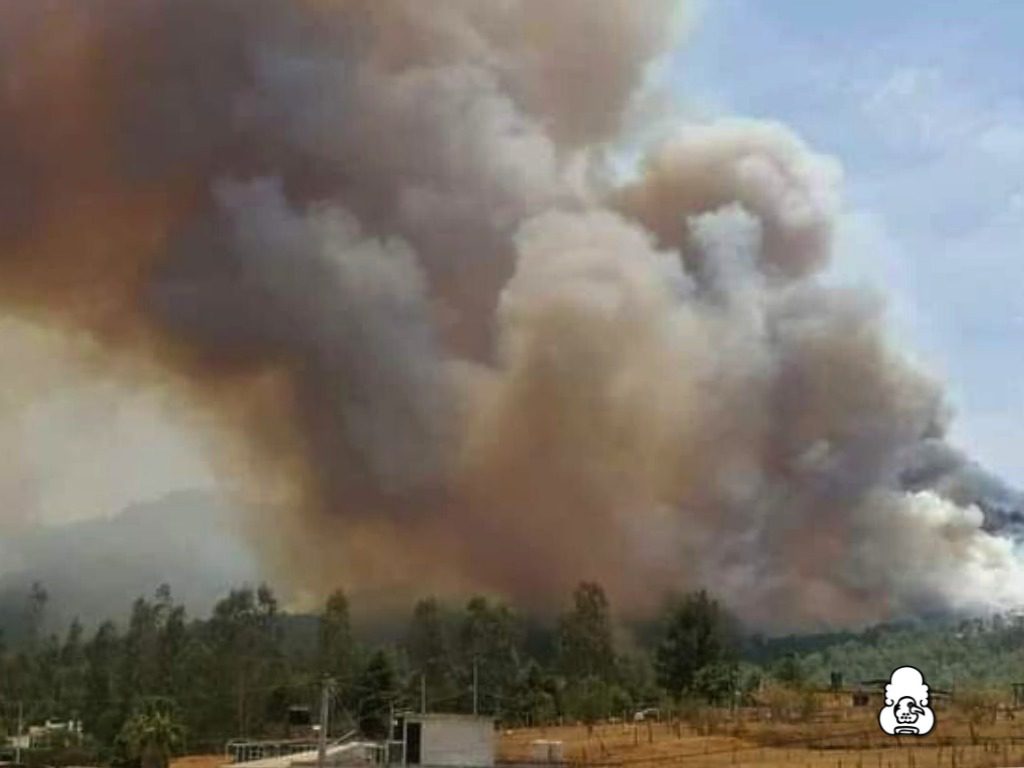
[667,0,1024,485]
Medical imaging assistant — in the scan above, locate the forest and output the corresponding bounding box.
[2,580,1023,766]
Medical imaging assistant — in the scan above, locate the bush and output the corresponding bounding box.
[21,745,102,768]
[759,682,819,723]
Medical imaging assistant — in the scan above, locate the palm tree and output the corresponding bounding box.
[119,702,185,768]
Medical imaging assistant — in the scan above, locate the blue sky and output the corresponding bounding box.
[668,0,1024,484]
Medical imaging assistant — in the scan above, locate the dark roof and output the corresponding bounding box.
[403,713,497,723]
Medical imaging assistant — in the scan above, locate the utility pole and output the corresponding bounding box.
[388,701,395,765]
[420,673,426,714]
[318,678,333,768]
[472,660,478,716]
[15,701,23,765]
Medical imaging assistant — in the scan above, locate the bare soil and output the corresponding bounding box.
[498,709,1024,768]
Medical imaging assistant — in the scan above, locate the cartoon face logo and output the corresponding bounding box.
[878,666,935,736]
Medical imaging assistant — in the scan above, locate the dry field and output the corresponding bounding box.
[498,709,1024,768]
[172,754,228,768]
[171,705,1024,768]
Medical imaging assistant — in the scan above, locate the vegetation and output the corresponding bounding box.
[655,590,737,704]
[2,579,1024,764]
[117,701,184,768]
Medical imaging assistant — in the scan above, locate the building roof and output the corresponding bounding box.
[403,713,496,723]
[228,742,377,768]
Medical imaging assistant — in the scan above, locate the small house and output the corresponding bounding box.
[398,714,495,768]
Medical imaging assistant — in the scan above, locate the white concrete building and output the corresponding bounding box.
[400,714,495,768]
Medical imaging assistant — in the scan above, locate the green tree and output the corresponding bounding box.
[121,596,161,700]
[617,651,659,710]
[58,618,88,720]
[507,661,557,726]
[557,582,615,681]
[117,584,189,714]
[771,653,806,688]
[85,620,125,746]
[207,584,285,736]
[458,597,522,713]
[692,662,737,705]
[318,590,354,680]
[118,701,184,768]
[405,598,457,711]
[655,590,736,702]
[35,632,62,718]
[155,587,188,698]
[27,581,49,651]
[169,634,218,742]
[355,650,398,738]
[562,676,612,728]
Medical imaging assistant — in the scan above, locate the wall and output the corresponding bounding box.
[418,717,494,768]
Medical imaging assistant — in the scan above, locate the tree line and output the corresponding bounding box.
[0,581,745,763]
[5,577,1024,766]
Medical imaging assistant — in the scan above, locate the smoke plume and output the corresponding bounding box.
[1,0,1021,630]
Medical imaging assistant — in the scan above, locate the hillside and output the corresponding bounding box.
[756,614,1024,689]
[0,490,260,644]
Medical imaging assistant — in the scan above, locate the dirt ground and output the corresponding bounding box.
[498,709,1024,768]
[175,707,1024,768]
[172,754,227,768]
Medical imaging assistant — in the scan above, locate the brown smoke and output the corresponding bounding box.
[1,1,1021,630]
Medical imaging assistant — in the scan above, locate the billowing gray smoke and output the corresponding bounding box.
[0,0,1021,630]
